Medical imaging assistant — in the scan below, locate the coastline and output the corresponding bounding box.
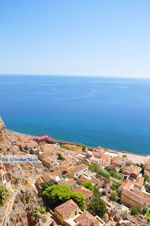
[6,129,150,164]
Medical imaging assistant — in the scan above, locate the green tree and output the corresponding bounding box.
[71,192,86,210]
[42,185,72,208]
[81,181,94,192]
[130,207,138,215]
[144,175,148,182]
[110,192,119,202]
[82,145,86,151]
[93,187,101,198]
[119,168,123,173]
[0,185,9,206]
[57,153,63,160]
[141,207,147,215]
[87,198,107,217]
[105,166,116,173]
[112,183,121,191]
[38,181,54,196]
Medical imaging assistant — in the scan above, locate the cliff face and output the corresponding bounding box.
[0,116,5,143]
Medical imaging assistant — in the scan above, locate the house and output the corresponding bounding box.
[42,156,59,169]
[56,178,77,189]
[17,136,39,154]
[118,181,134,193]
[77,175,102,188]
[145,159,150,171]
[54,200,105,226]
[72,186,93,203]
[74,210,105,226]
[122,164,141,179]
[54,199,80,225]
[35,174,54,189]
[134,177,144,190]
[111,156,132,168]
[69,164,88,179]
[120,189,150,211]
[95,146,104,153]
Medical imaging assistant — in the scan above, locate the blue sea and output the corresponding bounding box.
[0,75,150,155]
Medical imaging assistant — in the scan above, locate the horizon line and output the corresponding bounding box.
[0,73,150,79]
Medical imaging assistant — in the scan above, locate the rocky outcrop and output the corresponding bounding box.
[0,116,5,141]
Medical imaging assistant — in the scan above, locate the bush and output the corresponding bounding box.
[81,181,94,192]
[141,207,147,215]
[57,153,63,160]
[82,145,86,151]
[88,163,110,179]
[130,207,138,215]
[87,198,107,217]
[110,192,119,202]
[71,192,86,210]
[42,184,86,210]
[112,183,121,191]
[0,185,9,206]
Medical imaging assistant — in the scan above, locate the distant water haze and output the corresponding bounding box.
[0,75,150,154]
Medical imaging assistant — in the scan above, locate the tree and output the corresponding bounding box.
[42,185,72,208]
[82,145,86,151]
[57,153,63,160]
[130,207,138,215]
[110,192,119,202]
[105,166,116,173]
[0,185,9,206]
[81,181,94,192]
[87,198,107,217]
[112,183,121,191]
[71,192,86,210]
[144,175,148,182]
[146,185,150,193]
[93,187,101,198]
[141,207,147,215]
[38,181,54,196]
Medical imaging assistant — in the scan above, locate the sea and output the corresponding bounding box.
[0,75,150,155]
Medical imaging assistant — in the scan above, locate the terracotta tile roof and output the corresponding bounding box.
[55,199,79,218]
[57,179,76,187]
[134,177,144,188]
[72,186,93,198]
[71,164,88,174]
[119,181,133,191]
[123,164,141,176]
[122,190,146,206]
[41,174,54,182]
[74,210,99,226]
[77,175,90,184]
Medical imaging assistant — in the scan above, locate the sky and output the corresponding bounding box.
[0,0,150,78]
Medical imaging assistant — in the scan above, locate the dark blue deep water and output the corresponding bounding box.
[0,75,150,154]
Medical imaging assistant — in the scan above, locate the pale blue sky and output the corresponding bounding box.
[0,0,150,77]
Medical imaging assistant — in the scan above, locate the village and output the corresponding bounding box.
[1,116,150,226]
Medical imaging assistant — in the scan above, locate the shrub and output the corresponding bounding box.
[110,192,119,202]
[141,207,147,215]
[87,198,107,217]
[81,181,94,192]
[130,207,138,215]
[82,145,86,151]
[112,183,121,191]
[0,185,9,206]
[57,153,63,160]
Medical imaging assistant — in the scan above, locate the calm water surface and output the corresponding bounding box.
[0,75,150,154]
